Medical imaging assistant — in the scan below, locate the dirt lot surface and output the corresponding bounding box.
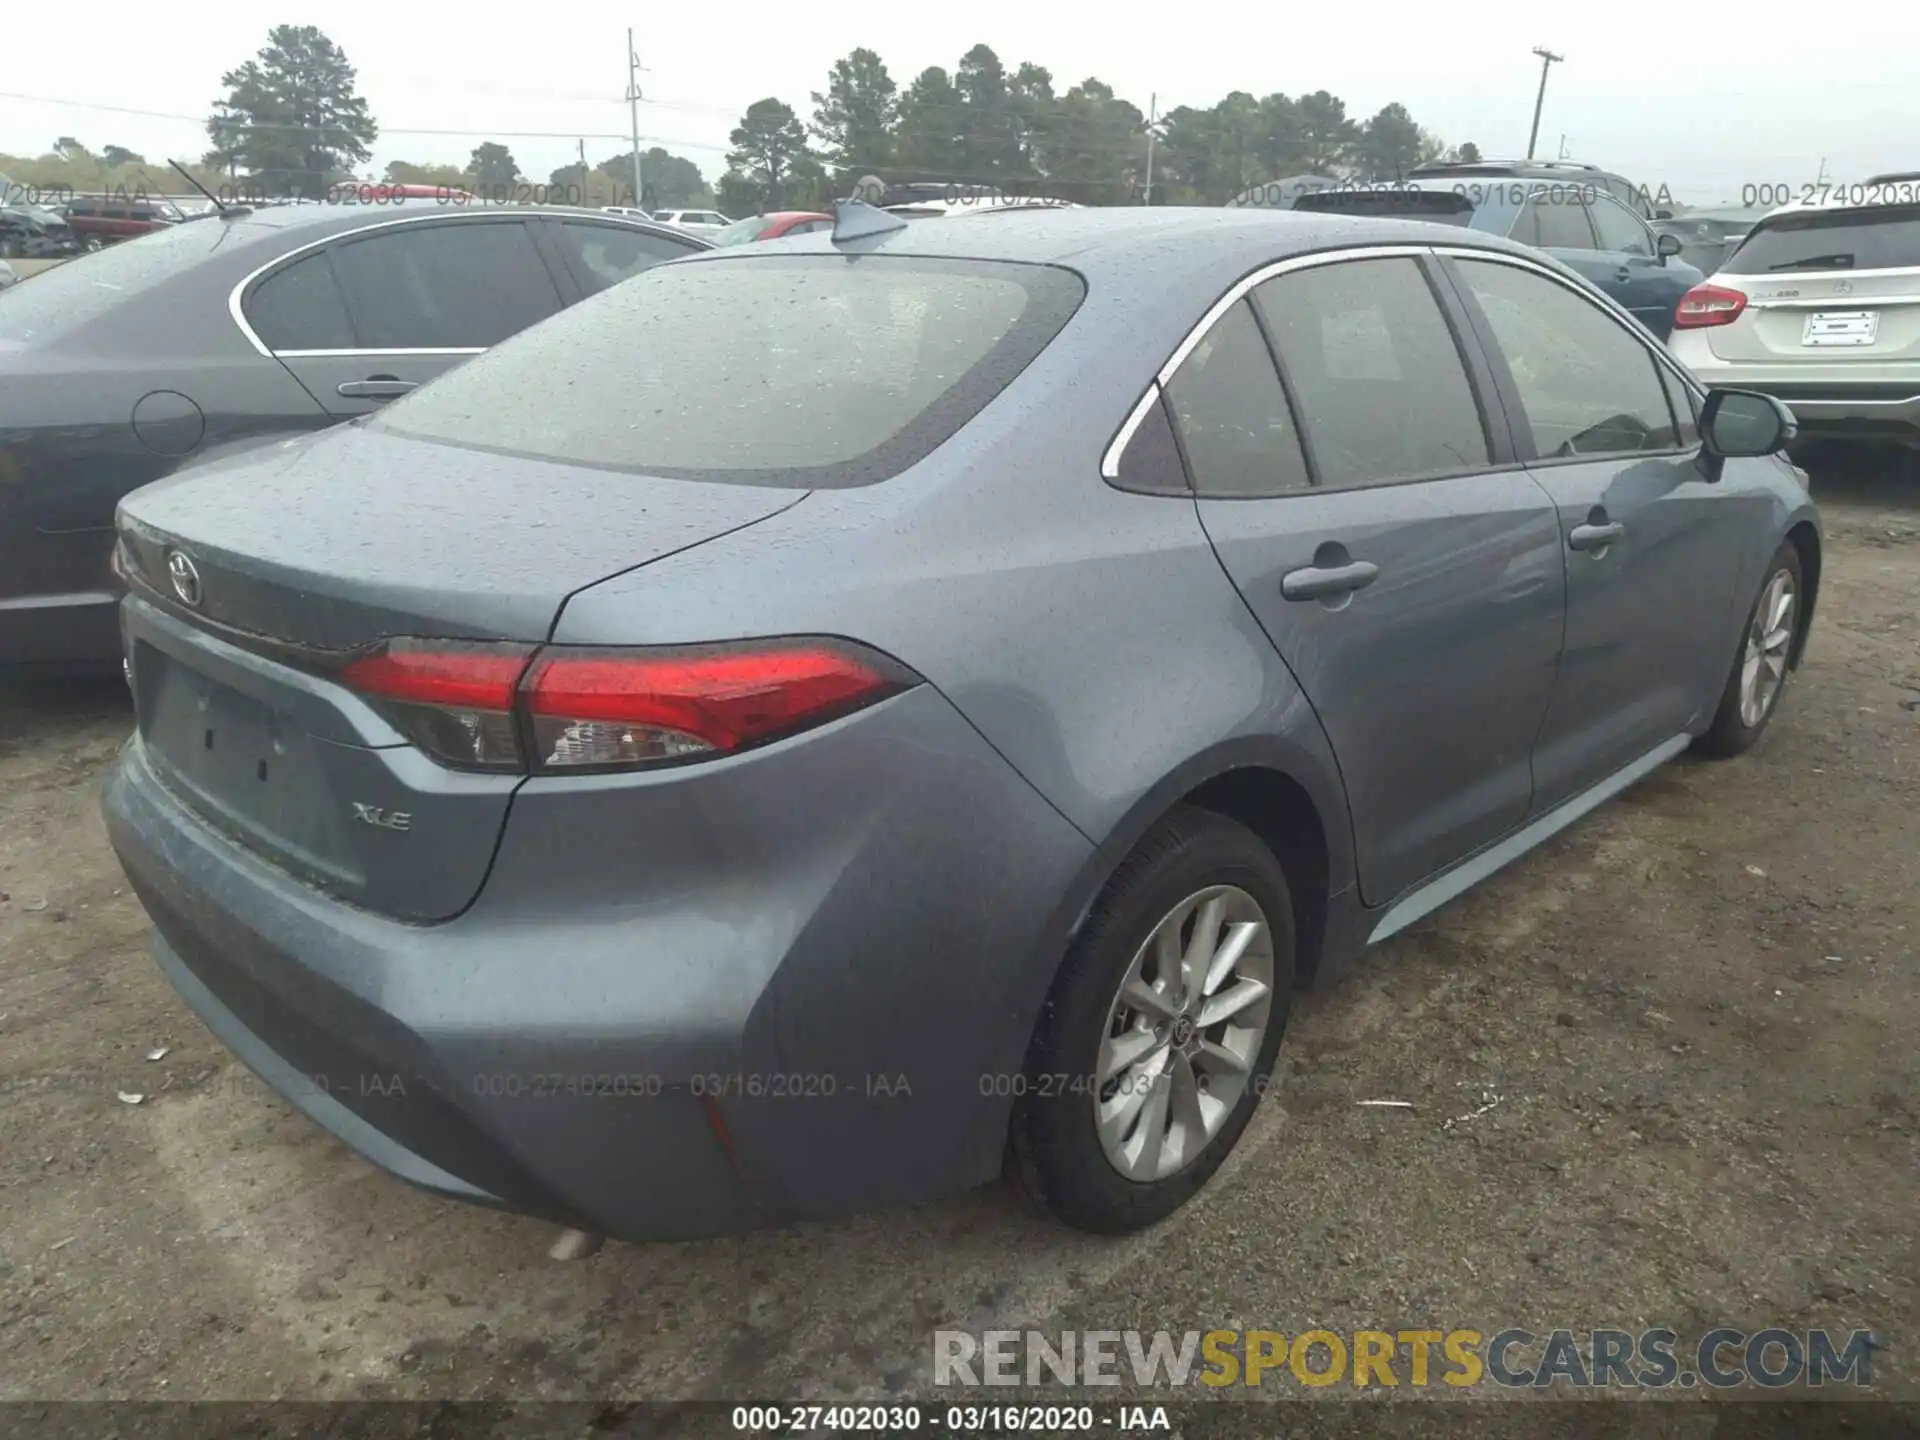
[1,460,1914,1428]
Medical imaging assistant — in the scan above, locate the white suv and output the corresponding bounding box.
[1668,178,1920,448]
[650,209,731,236]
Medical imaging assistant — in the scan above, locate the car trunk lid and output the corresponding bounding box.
[116,423,807,921]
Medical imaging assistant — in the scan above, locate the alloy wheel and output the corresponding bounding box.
[1738,568,1796,728]
[1094,885,1274,1181]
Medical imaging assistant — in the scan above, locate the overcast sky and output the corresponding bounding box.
[4,3,1915,205]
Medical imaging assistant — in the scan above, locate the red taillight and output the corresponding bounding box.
[1673,283,1748,329]
[523,641,912,771]
[339,639,534,771]
[339,637,914,773]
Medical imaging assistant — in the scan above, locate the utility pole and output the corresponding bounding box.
[625,29,647,210]
[1525,47,1563,161]
[1143,93,1157,205]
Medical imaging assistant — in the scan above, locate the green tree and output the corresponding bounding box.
[811,48,898,182]
[53,136,90,163]
[1046,79,1142,202]
[1255,93,1307,178]
[1008,63,1056,178]
[955,43,1023,179]
[1154,104,1221,203]
[639,147,708,206]
[726,98,812,208]
[716,169,760,217]
[384,159,466,187]
[1355,102,1425,180]
[893,67,965,175]
[1294,90,1358,173]
[205,25,378,198]
[1456,140,1483,164]
[467,142,520,190]
[100,144,144,167]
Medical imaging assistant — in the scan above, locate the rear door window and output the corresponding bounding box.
[553,220,698,294]
[245,251,356,351]
[1726,205,1920,272]
[327,219,563,349]
[369,254,1084,486]
[1252,256,1490,487]
[1162,299,1310,497]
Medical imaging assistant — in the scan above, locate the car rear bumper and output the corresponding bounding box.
[101,681,1094,1242]
[1671,347,1920,437]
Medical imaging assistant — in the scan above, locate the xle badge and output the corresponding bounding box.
[351,802,413,831]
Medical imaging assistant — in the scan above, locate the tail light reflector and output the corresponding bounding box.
[1673,284,1748,329]
[524,641,914,771]
[339,637,915,774]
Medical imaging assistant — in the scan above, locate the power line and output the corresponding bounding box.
[0,89,637,141]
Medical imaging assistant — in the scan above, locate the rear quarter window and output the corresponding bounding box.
[369,254,1085,487]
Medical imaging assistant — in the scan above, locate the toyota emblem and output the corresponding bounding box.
[165,549,202,607]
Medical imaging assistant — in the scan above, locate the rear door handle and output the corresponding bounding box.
[1568,521,1625,552]
[1281,559,1379,601]
[337,378,416,399]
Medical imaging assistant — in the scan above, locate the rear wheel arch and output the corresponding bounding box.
[1178,768,1331,989]
[1064,754,1342,995]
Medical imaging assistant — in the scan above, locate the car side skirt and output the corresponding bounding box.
[1364,733,1691,947]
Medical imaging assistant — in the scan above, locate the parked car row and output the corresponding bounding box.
[1292,159,1705,339]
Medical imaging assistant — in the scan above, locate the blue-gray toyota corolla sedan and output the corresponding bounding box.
[102,204,1821,1241]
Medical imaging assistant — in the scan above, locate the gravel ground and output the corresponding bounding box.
[0,457,1914,1429]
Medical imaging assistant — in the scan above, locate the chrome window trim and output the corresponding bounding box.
[1099,243,1431,480]
[227,209,698,357]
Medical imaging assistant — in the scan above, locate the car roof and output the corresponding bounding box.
[1411,158,1623,182]
[1760,183,1920,221]
[683,205,1550,296]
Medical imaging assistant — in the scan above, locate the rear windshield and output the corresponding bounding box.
[1293,183,1523,235]
[1726,205,1920,273]
[370,253,1086,487]
[0,214,250,342]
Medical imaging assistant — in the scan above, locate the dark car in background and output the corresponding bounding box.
[0,175,84,259]
[62,194,191,249]
[1408,158,1672,221]
[1663,207,1768,277]
[1295,172,1703,338]
[0,200,707,667]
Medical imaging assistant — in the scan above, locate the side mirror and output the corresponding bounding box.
[1701,389,1797,458]
[1656,231,1684,259]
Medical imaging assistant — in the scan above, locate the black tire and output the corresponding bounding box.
[1008,806,1295,1234]
[1694,539,1804,759]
